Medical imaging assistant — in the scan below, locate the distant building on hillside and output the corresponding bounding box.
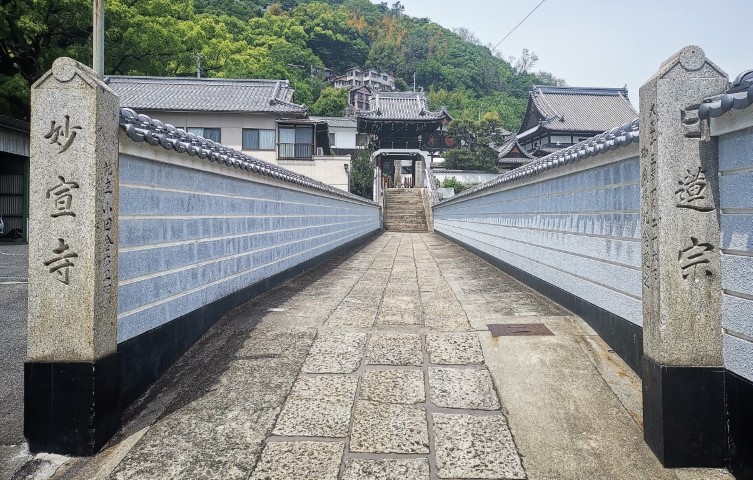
[347,86,373,114]
[330,67,395,91]
[517,85,638,157]
[330,67,396,116]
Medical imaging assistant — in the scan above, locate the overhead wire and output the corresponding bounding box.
[490,0,547,52]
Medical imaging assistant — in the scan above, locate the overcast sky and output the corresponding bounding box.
[388,0,750,108]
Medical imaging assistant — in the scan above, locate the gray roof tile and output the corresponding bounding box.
[106,76,307,114]
[357,91,450,121]
[309,116,357,128]
[523,85,637,134]
[495,137,536,160]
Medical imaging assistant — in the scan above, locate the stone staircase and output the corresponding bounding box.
[384,188,429,232]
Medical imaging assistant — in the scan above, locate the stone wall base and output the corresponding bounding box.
[24,353,121,456]
[641,357,726,467]
[726,370,753,478]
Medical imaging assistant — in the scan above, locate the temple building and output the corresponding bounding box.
[516,85,638,157]
[357,91,451,188]
[495,136,536,171]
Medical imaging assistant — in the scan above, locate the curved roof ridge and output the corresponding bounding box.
[357,90,450,121]
[699,68,753,119]
[496,136,536,160]
[439,117,640,206]
[534,85,629,96]
[531,87,560,119]
[107,76,288,85]
[119,108,375,205]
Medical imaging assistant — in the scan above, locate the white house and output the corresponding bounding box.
[107,76,351,190]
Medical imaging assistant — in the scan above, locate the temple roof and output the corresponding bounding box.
[106,76,307,115]
[357,91,451,122]
[518,85,637,136]
[496,137,536,161]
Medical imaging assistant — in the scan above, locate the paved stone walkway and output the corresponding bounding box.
[50,232,731,480]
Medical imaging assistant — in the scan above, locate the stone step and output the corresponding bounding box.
[383,188,429,232]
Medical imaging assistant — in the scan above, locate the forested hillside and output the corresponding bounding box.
[0,0,564,129]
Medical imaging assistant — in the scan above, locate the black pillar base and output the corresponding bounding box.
[726,370,753,478]
[641,356,726,467]
[24,352,121,456]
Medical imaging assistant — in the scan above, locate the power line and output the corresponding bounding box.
[491,0,547,53]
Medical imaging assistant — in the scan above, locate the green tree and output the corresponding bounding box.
[0,0,568,127]
[310,87,348,116]
[443,112,506,172]
[441,176,470,194]
[0,0,91,118]
[350,149,374,199]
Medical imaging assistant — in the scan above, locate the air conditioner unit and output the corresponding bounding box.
[316,147,324,156]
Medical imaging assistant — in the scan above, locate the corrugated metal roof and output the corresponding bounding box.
[310,116,357,128]
[0,116,29,156]
[357,91,450,121]
[522,85,637,134]
[106,76,307,114]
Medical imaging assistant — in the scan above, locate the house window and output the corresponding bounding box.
[279,125,314,159]
[187,127,221,143]
[242,129,275,150]
[329,132,336,146]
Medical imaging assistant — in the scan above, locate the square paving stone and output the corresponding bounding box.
[237,328,316,359]
[302,332,368,373]
[327,301,377,327]
[366,333,423,366]
[428,367,500,410]
[360,369,425,404]
[424,314,472,332]
[433,414,525,479]
[426,333,484,365]
[350,401,429,453]
[377,299,421,326]
[249,441,344,480]
[343,458,430,480]
[273,376,358,437]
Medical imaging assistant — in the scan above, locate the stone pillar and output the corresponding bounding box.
[415,157,424,188]
[25,58,121,455]
[639,46,728,467]
[394,158,402,187]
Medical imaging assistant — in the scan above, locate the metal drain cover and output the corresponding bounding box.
[488,323,553,337]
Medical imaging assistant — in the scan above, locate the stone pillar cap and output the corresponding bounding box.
[645,45,728,85]
[32,57,116,94]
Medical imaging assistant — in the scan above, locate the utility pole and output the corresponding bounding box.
[196,54,202,78]
[93,0,105,78]
[413,72,416,93]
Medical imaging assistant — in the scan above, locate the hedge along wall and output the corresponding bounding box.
[116,112,380,403]
[433,120,644,371]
